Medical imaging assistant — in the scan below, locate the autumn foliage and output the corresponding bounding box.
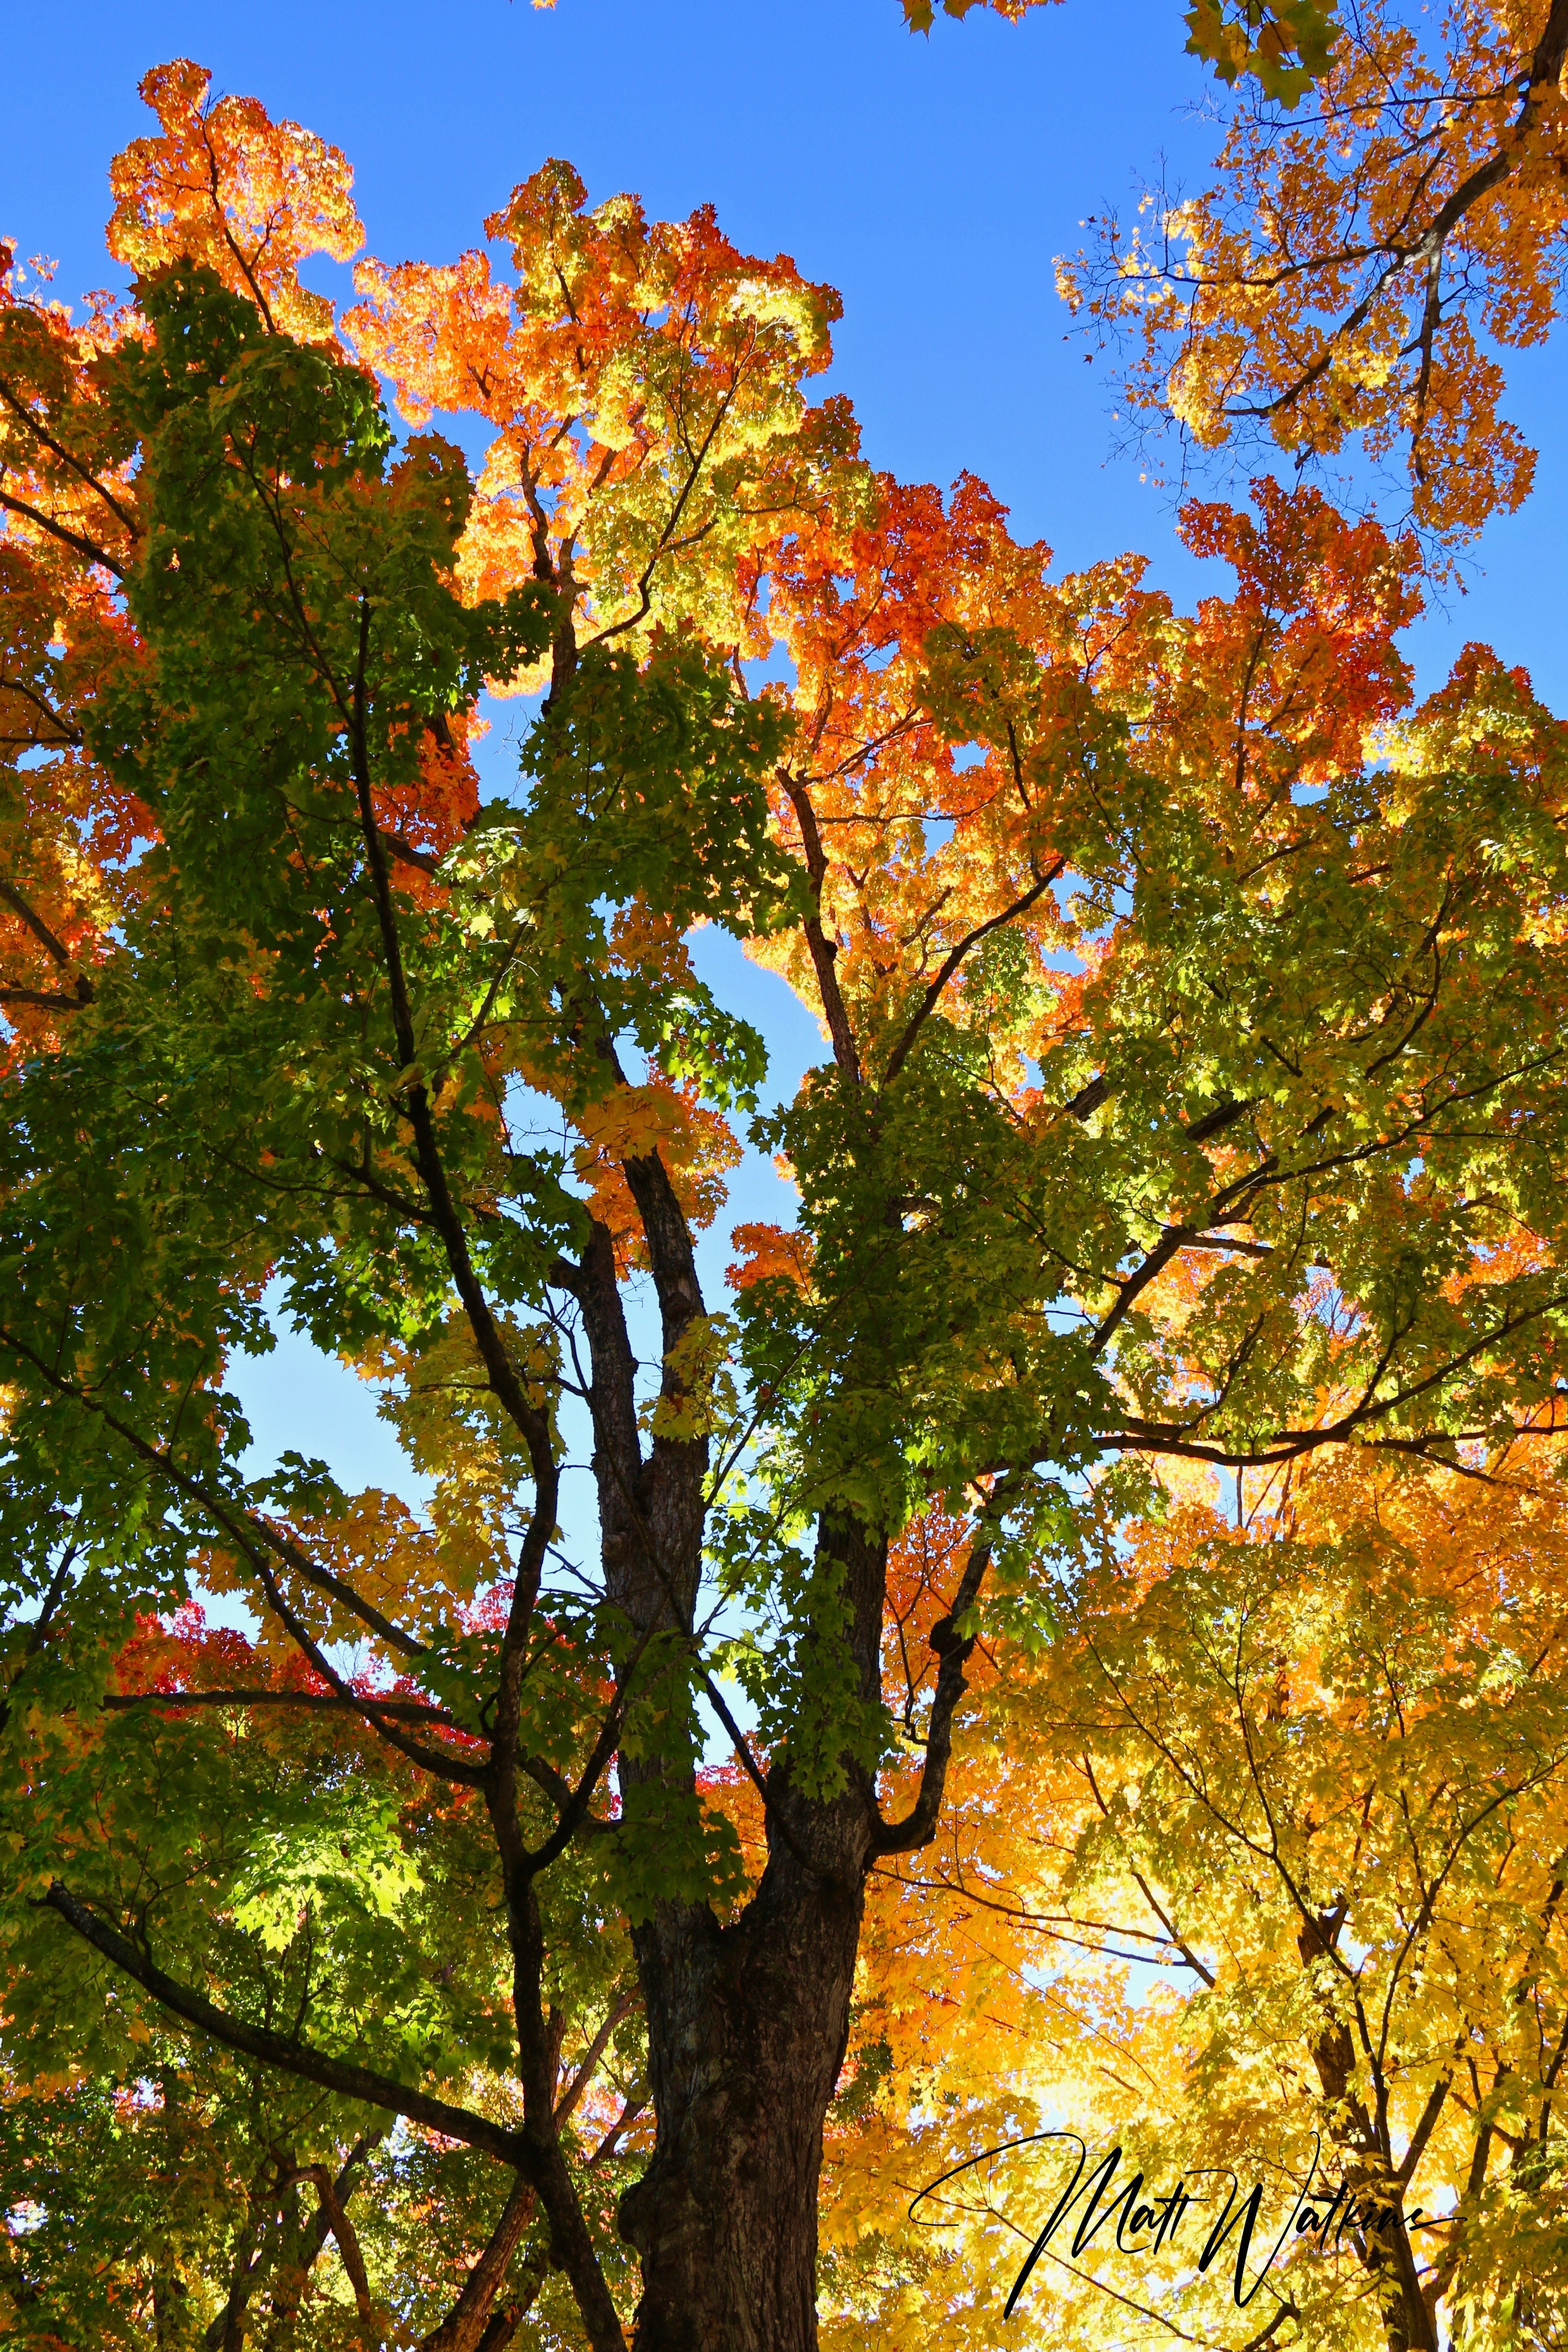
[3,23,1568,2352]
[1060,0,1568,547]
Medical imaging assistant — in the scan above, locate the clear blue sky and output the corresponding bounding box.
[8,0,1564,1495]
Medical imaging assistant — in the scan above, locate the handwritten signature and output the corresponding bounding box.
[909,2132,1432,2314]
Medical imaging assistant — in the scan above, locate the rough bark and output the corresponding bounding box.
[616,1856,865,2349]
[615,1517,888,2352]
[571,1098,901,2347]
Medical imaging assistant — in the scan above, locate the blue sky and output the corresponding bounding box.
[10,0,1566,677]
[8,0,1565,1497]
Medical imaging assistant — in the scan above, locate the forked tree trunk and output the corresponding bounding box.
[614,1514,888,2352]
[617,1794,872,2351]
[575,1158,895,2349]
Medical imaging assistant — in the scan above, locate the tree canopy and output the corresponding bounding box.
[933,0,1568,550]
[3,16,1568,2349]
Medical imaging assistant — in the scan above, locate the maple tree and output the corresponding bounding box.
[912,0,1568,550]
[1058,0,1568,552]
[4,1607,648,2347]
[819,1448,1568,2352]
[3,49,1568,2352]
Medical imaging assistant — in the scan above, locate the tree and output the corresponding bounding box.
[902,0,1568,552]
[5,55,1568,2352]
[2,1607,648,2349]
[1058,0,1568,552]
[817,1446,1568,2352]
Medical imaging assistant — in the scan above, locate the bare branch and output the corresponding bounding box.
[873,1505,1001,1856]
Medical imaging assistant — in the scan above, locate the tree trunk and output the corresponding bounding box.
[616,1518,886,2352]
[576,1154,893,2348]
[618,1814,869,2351]
[1296,1922,1438,2352]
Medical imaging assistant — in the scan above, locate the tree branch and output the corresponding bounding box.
[0,374,142,538]
[553,1988,638,2130]
[778,771,863,1083]
[290,2164,377,2324]
[102,1687,459,1726]
[872,1515,997,1856]
[416,2172,536,2352]
[0,979,92,1013]
[0,1325,430,1662]
[0,874,83,973]
[0,486,126,577]
[882,860,1064,1087]
[40,1881,528,2165]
